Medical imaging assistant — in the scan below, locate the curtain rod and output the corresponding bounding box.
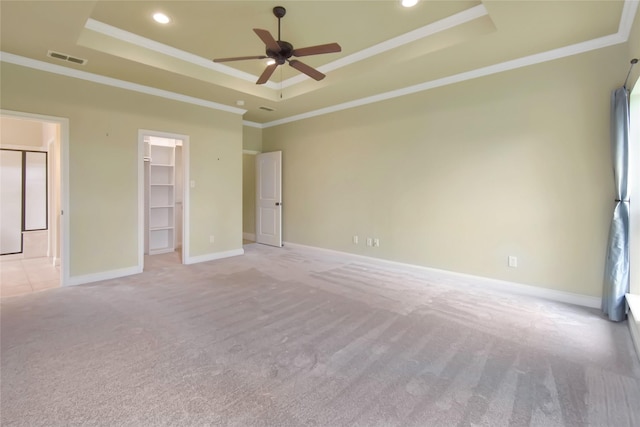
[623,58,638,89]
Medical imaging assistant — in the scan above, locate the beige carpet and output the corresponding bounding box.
[2,243,639,426]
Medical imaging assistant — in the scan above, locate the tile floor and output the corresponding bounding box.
[0,256,60,297]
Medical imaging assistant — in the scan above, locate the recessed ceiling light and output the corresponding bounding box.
[401,0,419,7]
[153,12,171,24]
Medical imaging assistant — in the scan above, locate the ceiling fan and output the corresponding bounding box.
[213,6,342,85]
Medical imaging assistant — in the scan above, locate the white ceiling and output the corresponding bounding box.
[0,1,637,125]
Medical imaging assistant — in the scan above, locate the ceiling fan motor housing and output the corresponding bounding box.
[267,41,293,64]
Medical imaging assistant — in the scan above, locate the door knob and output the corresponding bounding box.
[275,202,282,206]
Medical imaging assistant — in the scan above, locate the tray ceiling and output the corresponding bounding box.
[0,1,635,124]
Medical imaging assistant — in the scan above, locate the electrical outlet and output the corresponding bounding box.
[508,256,517,268]
[352,235,359,244]
[366,238,373,247]
[373,238,380,247]
[209,235,215,244]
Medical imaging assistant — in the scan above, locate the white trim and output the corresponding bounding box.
[284,242,602,309]
[262,33,625,128]
[137,131,145,271]
[66,265,142,287]
[242,121,263,129]
[627,294,640,319]
[243,232,256,241]
[1,109,69,287]
[0,52,247,116]
[83,18,275,89]
[138,129,190,267]
[182,137,191,266]
[184,248,244,265]
[242,150,260,155]
[618,0,639,39]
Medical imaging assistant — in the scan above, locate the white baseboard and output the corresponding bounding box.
[283,242,602,309]
[62,248,244,285]
[243,232,256,241]
[64,265,142,287]
[185,248,244,265]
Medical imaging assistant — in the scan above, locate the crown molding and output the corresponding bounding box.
[84,18,274,89]
[262,32,627,128]
[619,0,639,39]
[242,120,263,129]
[279,4,489,89]
[0,52,247,115]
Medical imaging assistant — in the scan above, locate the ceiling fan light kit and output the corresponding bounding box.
[213,6,341,85]
[401,0,419,8]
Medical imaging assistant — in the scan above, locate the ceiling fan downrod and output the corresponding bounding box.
[273,6,286,41]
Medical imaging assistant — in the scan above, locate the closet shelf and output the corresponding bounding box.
[148,143,176,256]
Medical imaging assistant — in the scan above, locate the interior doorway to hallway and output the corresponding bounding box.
[0,110,68,295]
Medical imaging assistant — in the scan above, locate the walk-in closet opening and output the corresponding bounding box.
[139,130,189,271]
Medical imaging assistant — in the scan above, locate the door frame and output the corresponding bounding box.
[0,109,69,285]
[138,129,190,266]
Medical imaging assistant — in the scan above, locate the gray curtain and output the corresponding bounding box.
[602,87,630,322]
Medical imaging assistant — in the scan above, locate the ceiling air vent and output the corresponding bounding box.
[259,106,275,112]
[47,50,87,65]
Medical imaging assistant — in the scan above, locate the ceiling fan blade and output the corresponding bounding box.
[292,43,342,57]
[256,63,278,85]
[213,55,267,63]
[253,28,281,52]
[288,60,325,81]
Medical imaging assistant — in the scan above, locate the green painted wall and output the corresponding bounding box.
[242,125,262,152]
[263,46,629,298]
[1,63,243,278]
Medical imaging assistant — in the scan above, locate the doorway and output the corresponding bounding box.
[138,129,189,270]
[0,110,68,295]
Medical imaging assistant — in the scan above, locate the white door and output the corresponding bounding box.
[256,151,282,247]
